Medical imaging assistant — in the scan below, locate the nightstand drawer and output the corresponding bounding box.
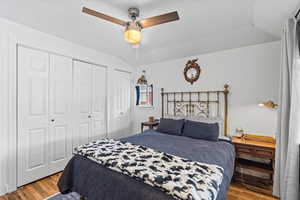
[235,144,274,159]
[254,148,274,159]
[235,145,253,154]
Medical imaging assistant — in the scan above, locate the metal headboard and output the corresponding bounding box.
[161,84,229,136]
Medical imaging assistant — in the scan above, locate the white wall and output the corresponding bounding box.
[133,42,280,137]
[0,17,133,195]
[0,27,9,195]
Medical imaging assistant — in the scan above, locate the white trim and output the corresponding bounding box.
[0,30,4,195]
[6,34,18,193]
[115,68,132,74]
[73,58,107,69]
[19,44,109,71]
[0,28,9,196]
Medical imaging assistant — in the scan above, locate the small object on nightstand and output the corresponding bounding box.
[141,120,159,132]
[232,134,276,196]
[149,116,155,122]
[235,128,244,138]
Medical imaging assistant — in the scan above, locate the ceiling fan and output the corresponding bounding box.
[82,7,180,47]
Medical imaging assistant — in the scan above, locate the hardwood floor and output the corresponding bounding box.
[0,173,279,200]
[0,173,61,200]
[227,183,278,200]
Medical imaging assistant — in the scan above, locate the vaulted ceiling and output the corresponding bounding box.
[0,0,298,65]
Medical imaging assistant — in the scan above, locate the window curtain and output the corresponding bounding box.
[273,18,300,200]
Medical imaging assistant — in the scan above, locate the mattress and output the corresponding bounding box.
[58,130,235,200]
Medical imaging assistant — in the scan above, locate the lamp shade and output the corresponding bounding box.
[124,22,141,44]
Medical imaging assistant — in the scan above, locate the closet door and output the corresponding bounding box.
[18,47,73,186]
[91,65,107,141]
[48,55,72,174]
[18,47,50,186]
[114,70,131,137]
[73,61,92,147]
[74,61,107,147]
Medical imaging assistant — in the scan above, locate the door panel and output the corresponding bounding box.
[73,61,92,148]
[114,70,131,138]
[52,125,67,161]
[73,61,107,147]
[18,47,50,186]
[48,55,72,173]
[79,122,90,145]
[79,66,92,114]
[29,78,47,115]
[28,128,47,170]
[91,66,107,141]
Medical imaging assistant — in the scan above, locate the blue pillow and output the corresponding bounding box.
[156,118,185,136]
[182,120,219,141]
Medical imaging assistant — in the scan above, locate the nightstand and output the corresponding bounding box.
[141,121,159,132]
[232,134,276,196]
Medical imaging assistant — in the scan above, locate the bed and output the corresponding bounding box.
[58,85,235,200]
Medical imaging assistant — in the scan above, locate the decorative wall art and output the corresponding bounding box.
[183,59,201,85]
[136,70,153,107]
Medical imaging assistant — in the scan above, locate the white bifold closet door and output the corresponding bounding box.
[18,47,72,186]
[114,70,131,137]
[73,60,107,148]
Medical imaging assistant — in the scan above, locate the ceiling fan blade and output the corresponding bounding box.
[137,11,179,29]
[82,7,127,26]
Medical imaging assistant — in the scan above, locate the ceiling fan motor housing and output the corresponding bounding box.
[128,7,140,21]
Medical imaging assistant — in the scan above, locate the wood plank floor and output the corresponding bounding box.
[0,173,279,200]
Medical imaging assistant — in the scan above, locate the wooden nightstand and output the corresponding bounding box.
[232,134,276,196]
[141,121,159,132]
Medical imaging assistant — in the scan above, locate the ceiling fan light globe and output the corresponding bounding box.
[124,22,141,44]
[124,29,141,44]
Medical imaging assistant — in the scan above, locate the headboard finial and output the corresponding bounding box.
[161,88,164,93]
[223,84,229,136]
[224,84,229,93]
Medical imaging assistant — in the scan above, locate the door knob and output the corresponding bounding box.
[88,115,91,118]
[51,119,55,122]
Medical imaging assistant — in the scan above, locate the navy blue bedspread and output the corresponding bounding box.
[58,130,235,200]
